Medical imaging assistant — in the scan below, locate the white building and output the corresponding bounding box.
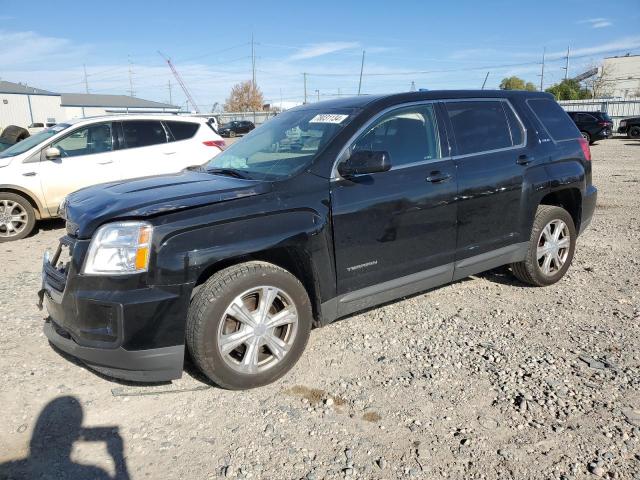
[0,80,179,130]
[601,54,640,98]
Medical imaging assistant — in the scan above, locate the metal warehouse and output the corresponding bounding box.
[0,80,179,131]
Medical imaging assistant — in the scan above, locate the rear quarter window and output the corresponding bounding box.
[527,99,580,142]
[165,121,200,141]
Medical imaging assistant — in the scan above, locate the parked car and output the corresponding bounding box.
[218,120,255,137]
[0,115,224,241]
[0,125,30,152]
[617,116,640,139]
[566,111,613,144]
[39,91,596,389]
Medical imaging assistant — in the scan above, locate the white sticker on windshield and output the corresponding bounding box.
[309,114,349,124]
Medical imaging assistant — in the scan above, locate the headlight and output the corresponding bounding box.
[83,221,153,275]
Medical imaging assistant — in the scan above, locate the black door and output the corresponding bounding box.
[444,99,527,266]
[331,103,457,311]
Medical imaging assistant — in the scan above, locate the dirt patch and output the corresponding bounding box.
[362,411,382,422]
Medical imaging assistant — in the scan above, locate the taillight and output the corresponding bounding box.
[203,140,225,149]
[598,121,609,127]
[578,137,591,161]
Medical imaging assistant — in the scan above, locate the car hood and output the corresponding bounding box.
[65,170,271,238]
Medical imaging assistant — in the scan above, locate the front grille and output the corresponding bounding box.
[44,236,75,293]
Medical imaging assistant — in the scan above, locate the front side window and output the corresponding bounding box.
[351,104,441,166]
[446,101,513,155]
[206,108,355,179]
[52,123,113,157]
[122,121,167,148]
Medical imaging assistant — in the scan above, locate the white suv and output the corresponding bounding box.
[0,114,225,241]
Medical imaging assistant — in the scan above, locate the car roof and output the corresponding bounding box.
[290,90,555,112]
[64,114,208,126]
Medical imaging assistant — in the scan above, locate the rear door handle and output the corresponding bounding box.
[97,159,113,165]
[426,171,452,183]
[516,154,532,165]
[164,151,176,155]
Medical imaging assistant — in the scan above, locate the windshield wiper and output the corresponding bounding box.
[206,168,251,179]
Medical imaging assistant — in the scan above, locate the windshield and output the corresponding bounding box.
[0,124,71,158]
[205,109,354,179]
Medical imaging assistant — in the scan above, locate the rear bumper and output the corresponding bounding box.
[44,320,184,382]
[580,185,597,235]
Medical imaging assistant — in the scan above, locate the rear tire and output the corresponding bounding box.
[580,131,591,143]
[629,126,640,139]
[0,192,36,242]
[511,205,576,287]
[186,261,312,390]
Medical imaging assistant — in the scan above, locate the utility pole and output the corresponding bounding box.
[563,45,570,81]
[303,72,308,104]
[539,47,546,91]
[481,71,490,90]
[83,64,89,93]
[357,50,366,95]
[315,89,320,102]
[168,80,173,105]
[127,55,135,97]
[251,33,256,87]
[410,81,416,92]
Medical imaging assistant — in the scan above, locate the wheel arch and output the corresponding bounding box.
[539,187,582,232]
[193,246,324,327]
[0,185,45,220]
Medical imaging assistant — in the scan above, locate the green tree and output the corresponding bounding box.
[499,76,537,91]
[545,79,591,100]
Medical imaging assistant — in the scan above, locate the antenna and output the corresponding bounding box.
[481,71,490,90]
[357,50,366,95]
[158,51,200,113]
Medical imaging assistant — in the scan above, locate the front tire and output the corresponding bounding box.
[511,205,576,287]
[580,131,591,143]
[629,126,640,139]
[186,261,312,390]
[0,193,36,242]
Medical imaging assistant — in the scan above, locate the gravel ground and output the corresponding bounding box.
[1,138,639,480]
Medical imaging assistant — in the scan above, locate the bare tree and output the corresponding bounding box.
[585,64,614,99]
[224,81,265,112]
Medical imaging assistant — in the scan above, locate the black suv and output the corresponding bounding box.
[618,116,640,139]
[218,120,255,137]
[39,91,596,389]
[566,110,613,144]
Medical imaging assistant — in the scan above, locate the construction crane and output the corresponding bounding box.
[158,51,200,113]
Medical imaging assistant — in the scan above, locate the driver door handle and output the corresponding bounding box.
[97,159,113,165]
[426,171,452,183]
[516,154,532,165]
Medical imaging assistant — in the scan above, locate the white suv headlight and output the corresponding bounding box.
[83,221,153,275]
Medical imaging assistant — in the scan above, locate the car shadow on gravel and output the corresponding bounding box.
[0,396,130,479]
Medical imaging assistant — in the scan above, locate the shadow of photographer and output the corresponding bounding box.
[1,396,130,480]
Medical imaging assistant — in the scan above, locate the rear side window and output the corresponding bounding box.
[122,121,167,148]
[165,121,199,141]
[446,101,513,155]
[527,99,579,141]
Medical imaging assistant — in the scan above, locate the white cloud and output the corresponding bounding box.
[289,42,360,61]
[0,30,90,67]
[578,18,613,28]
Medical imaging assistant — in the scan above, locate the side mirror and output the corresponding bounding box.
[338,150,391,177]
[44,147,61,160]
